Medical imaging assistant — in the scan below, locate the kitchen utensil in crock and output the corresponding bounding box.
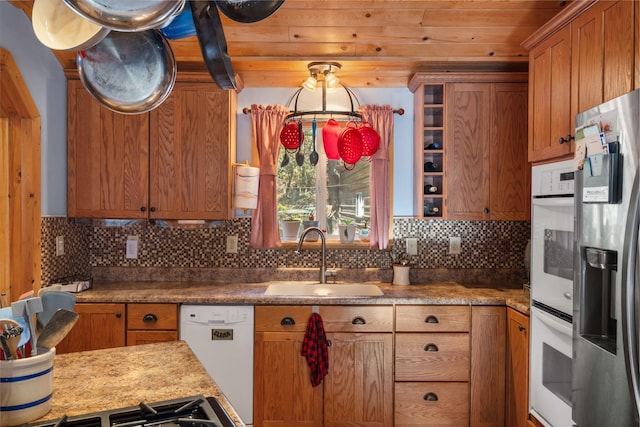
[214,0,285,23]
[337,123,363,167]
[358,122,381,157]
[0,319,22,360]
[11,297,42,356]
[295,121,305,166]
[322,118,341,160]
[36,309,80,351]
[77,30,177,114]
[309,118,319,165]
[0,307,30,351]
[32,0,110,51]
[37,291,77,332]
[190,0,237,90]
[62,0,185,32]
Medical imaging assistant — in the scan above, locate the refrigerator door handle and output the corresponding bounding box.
[623,186,640,420]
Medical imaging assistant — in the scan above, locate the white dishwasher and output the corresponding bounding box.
[180,305,254,426]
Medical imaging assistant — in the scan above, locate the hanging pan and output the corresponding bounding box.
[190,0,237,90]
[214,0,285,23]
[77,30,177,114]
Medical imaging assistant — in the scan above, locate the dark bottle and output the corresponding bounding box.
[426,142,441,150]
[423,161,440,172]
[424,205,440,216]
[424,184,438,194]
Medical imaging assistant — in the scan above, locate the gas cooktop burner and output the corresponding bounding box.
[29,395,236,427]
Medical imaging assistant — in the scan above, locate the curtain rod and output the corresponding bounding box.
[241,107,405,116]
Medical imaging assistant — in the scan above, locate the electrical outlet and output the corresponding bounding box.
[406,237,418,256]
[449,236,462,255]
[55,236,65,256]
[226,235,238,254]
[126,236,139,259]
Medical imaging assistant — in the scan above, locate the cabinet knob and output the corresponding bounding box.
[352,316,366,325]
[424,315,439,324]
[423,392,439,401]
[115,312,122,318]
[424,343,439,352]
[280,317,295,326]
[484,208,490,215]
[140,207,146,212]
[559,135,575,145]
[143,313,158,323]
[150,207,156,212]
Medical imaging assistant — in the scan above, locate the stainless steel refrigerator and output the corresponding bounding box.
[574,88,640,427]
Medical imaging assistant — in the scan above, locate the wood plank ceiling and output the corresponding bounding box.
[9,0,571,88]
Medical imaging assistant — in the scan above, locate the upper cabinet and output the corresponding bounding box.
[410,73,530,220]
[524,0,638,163]
[67,78,237,219]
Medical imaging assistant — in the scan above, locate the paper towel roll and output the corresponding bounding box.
[233,165,260,209]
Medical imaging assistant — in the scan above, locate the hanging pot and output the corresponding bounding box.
[358,122,381,157]
[280,121,300,150]
[77,30,177,114]
[337,123,363,166]
[62,0,185,32]
[159,4,197,40]
[322,118,341,160]
[214,0,285,23]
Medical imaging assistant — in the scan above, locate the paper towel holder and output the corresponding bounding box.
[232,160,260,214]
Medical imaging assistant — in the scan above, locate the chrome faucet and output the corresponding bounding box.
[295,227,335,284]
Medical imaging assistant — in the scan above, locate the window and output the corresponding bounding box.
[277,121,370,241]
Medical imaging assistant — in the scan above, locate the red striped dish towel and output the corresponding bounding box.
[301,312,329,387]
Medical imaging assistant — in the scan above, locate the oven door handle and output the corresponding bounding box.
[532,197,575,208]
[534,307,572,338]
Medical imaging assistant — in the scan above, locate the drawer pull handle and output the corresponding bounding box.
[280,317,295,326]
[519,325,526,332]
[423,392,438,401]
[352,316,366,325]
[425,315,439,324]
[143,313,158,323]
[424,343,439,352]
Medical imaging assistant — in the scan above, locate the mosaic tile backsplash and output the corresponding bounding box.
[41,217,530,287]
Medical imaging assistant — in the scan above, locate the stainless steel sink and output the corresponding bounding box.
[264,283,383,297]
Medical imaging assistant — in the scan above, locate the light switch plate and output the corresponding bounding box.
[226,235,238,254]
[406,237,418,255]
[126,236,139,259]
[449,236,462,255]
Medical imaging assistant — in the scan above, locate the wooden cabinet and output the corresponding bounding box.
[524,0,637,163]
[126,303,178,346]
[507,308,530,427]
[253,305,393,427]
[446,82,530,220]
[470,306,506,427]
[67,78,236,219]
[410,73,529,220]
[394,305,471,427]
[55,303,125,354]
[254,306,322,427]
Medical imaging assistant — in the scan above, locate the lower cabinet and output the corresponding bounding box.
[126,303,178,346]
[507,308,530,427]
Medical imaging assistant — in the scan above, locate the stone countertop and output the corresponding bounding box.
[75,281,530,315]
[35,341,245,426]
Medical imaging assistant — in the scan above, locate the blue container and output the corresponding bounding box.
[160,6,196,40]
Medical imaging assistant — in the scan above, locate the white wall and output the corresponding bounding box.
[0,2,68,216]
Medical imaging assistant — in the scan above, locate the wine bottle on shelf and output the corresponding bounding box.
[423,161,440,172]
[425,142,441,150]
[424,204,440,216]
[424,184,438,194]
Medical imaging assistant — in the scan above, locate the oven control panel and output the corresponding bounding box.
[532,159,575,197]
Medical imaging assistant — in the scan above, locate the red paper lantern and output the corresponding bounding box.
[322,118,341,160]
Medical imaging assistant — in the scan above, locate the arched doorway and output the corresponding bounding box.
[1,47,42,302]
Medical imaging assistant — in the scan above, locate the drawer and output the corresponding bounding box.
[394,382,469,427]
[395,333,470,381]
[255,306,313,332]
[127,304,178,330]
[126,330,178,346]
[320,305,394,332]
[396,305,470,332]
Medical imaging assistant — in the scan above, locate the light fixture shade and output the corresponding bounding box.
[322,118,341,160]
[324,72,339,88]
[302,75,317,91]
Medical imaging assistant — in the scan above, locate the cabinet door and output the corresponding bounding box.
[528,25,573,162]
[323,332,393,427]
[149,82,235,220]
[254,331,323,427]
[490,83,530,220]
[571,0,635,120]
[67,80,149,218]
[445,83,491,220]
[470,306,506,427]
[506,308,530,427]
[55,303,125,353]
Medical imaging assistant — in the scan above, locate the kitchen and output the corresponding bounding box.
[1,1,639,427]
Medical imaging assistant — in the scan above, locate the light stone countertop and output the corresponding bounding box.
[75,281,530,315]
[36,341,245,426]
